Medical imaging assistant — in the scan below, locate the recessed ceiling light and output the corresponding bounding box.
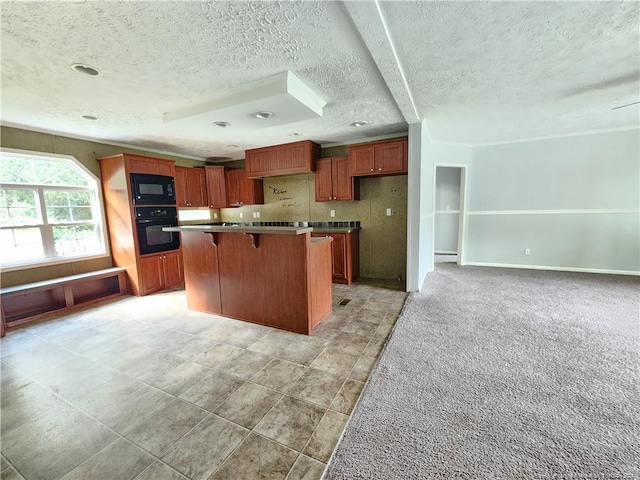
[71,63,100,76]
[213,121,230,128]
[289,132,302,137]
[82,115,98,120]
[350,121,368,127]
[254,111,274,119]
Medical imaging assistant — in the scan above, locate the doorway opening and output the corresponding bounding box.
[434,165,467,265]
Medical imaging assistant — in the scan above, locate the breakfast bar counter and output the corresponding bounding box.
[165,225,333,334]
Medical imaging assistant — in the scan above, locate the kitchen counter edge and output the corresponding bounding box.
[164,225,313,235]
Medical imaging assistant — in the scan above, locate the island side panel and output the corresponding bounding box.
[308,239,333,332]
[181,231,222,314]
[216,232,310,333]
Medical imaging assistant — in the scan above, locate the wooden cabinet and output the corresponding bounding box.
[348,138,407,177]
[246,140,321,178]
[125,155,175,176]
[312,230,359,285]
[226,168,264,207]
[175,167,207,207]
[98,153,183,296]
[139,251,183,295]
[315,156,359,202]
[205,166,227,209]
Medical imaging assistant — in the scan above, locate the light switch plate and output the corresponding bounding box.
[330,210,335,217]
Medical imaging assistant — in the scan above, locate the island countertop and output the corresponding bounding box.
[164,224,313,235]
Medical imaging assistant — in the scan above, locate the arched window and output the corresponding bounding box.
[0,149,108,268]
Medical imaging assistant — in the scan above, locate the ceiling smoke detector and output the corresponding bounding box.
[254,111,274,119]
[71,63,100,76]
[213,121,230,128]
[350,121,368,127]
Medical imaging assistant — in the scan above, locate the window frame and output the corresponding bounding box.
[0,148,110,271]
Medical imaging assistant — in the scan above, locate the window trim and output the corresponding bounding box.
[0,148,111,271]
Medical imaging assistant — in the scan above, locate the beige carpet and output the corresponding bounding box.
[323,263,639,479]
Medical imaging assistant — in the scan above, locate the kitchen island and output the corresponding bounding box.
[165,225,333,334]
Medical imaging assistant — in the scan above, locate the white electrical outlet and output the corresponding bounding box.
[239,212,244,219]
[525,248,531,255]
[330,210,335,217]
[213,212,218,219]
[386,208,392,216]
[256,212,260,218]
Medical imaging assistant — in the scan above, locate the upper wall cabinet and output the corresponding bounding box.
[226,168,264,207]
[315,156,359,202]
[175,167,207,207]
[348,137,408,177]
[204,166,228,209]
[245,140,321,178]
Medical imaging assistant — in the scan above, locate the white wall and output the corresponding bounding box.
[466,128,640,274]
[406,121,434,291]
[435,166,461,253]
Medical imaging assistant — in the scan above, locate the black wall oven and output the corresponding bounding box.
[135,207,180,255]
[131,173,176,205]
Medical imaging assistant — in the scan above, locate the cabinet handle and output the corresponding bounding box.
[378,167,382,171]
[370,168,374,172]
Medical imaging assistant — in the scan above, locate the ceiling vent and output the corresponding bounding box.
[163,71,326,134]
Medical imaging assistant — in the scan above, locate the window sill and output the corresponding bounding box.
[0,253,111,272]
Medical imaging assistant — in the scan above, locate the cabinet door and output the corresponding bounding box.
[139,255,164,295]
[348,145,375,176]
[174,167,189,207]
[375,140,407,174]
[332,157,358,201]
[186,168,207,207]
[330,234,347,281]
[315,158,334,202]
[127,157,174,176]
[205,166,227,209]
[238,169,264,205]
[226,169,241,206]
[162,251,184,288]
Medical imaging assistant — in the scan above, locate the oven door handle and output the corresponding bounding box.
[136,219,177,224]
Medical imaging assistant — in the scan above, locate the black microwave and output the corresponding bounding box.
[130,173,176,205]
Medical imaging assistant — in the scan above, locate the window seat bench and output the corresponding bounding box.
[1,267,127,337]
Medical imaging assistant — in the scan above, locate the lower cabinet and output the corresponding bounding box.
[312,231,359,285]
[139,250,184,295]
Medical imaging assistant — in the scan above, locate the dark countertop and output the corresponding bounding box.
[312,227,361,233]
[164,225,313,235]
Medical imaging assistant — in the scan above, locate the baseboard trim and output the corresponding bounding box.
[464,262,640,276]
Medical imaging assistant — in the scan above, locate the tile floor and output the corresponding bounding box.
[0,279,406,480]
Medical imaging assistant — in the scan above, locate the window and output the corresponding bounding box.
[0,150,108,268]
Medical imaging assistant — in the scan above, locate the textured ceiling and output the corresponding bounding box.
[1,1,638,160]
